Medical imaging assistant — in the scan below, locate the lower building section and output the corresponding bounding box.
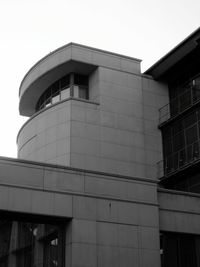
[0,158,200,267]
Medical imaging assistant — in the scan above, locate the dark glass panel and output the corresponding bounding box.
[170,97,179,117]
[185,125,198,145]
[60,75,70,88]
[179,90,192,112]
[163,138,172,156]
[184,112,197,128]
[162,127,172,140]
[161,232,200,267]
[172,120,183,136]
[179,235,197,267]
[163,234,179,267]
[52,81,60,95]
[74,74,88,85]
[173,132,185,152]
[0,219,64,267]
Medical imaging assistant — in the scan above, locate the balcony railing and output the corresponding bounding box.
[157,140,200,179]
[159,85,200,125]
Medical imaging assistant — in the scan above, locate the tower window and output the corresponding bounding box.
[36,73,89,111]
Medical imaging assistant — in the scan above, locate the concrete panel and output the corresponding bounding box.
[96,199,142,225]
[138,204,159,227]
[44,169,84,193]
[92,52,121,70]
[97,246,139,267]
[85,174,157,203]
[118,224,138,248]
[139,226,160,249]
[140,249,160,267]
[120,57,141,74]
[97,222,118,246]
[71,243,97,267]
[8,187,32,213]
[118,201,139,225]
[73,196,97,220]
[72,219,96,244]
[97,246,120,267]
[0,161,43,188]
[71,46,93,64]
[159,210,200,234]
[97,199,118,222]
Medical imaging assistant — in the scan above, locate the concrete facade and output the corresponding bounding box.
[1,31,200,267]
[0,157,160,267]
[17,43,168,180]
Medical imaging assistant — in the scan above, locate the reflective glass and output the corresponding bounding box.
[73,85,79,98]
[61,87,70,100]
[52,94,60,104]
[0,219,64,267]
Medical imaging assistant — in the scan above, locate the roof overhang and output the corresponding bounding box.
[19,43,141,116]
[144,27,200,80]
[19,60,96,116]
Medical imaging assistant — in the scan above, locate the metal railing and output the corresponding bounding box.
[157,140,200,179]
[159,86,200,125]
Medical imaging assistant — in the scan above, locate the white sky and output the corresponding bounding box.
[0,0,199,158]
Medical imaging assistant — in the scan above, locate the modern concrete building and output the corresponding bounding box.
[0,28,200,267]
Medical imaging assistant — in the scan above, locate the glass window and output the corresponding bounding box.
[184,112,197,128]
[79,86,88,99]
[52,81,59,95]
[61,87,70,100]
[0,217,64,267]
[60,75,70,88]
[74,74,88,86]
[185,125,198,145]
[52,94,60,104]
[36,73,89,112]
[161,232,199,267]
[73,85,79,98]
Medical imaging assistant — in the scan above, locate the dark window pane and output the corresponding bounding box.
[52,81,59,95]
[173,132,184,152]
[179,90,192,112]
[60,75,70,88]
[0,218,64,267]
[163,234,179,267]
[179,235,197,267]
[170,97,179,117]
[163,138,172,156]
[172,120,183,136]
[74,74,88,85]
[185,125,198,145]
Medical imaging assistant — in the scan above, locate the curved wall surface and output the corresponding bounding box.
[18,100,71,165]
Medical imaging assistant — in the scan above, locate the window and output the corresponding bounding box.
[162,109,200,175]
[36,73,89,111]
[160,232,200,267]
[0,217,65,267]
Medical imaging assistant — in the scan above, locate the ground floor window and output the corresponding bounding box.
[0,214,65,267]
[160,232,200,267]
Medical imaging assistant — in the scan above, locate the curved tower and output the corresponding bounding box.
[17,43,162,178]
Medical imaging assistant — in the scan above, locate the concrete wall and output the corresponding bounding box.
[142,76,168,179]
[17,44,169,180]
[18,66,169,180]
[158,188,200,234]
[18,100,72,165]
[0,157,160,267]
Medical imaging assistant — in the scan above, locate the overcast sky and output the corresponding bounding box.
[0,0,199,157]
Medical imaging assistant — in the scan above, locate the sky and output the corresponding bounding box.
[0,0,199,158]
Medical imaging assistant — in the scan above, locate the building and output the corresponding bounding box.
[0,28,200,267]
